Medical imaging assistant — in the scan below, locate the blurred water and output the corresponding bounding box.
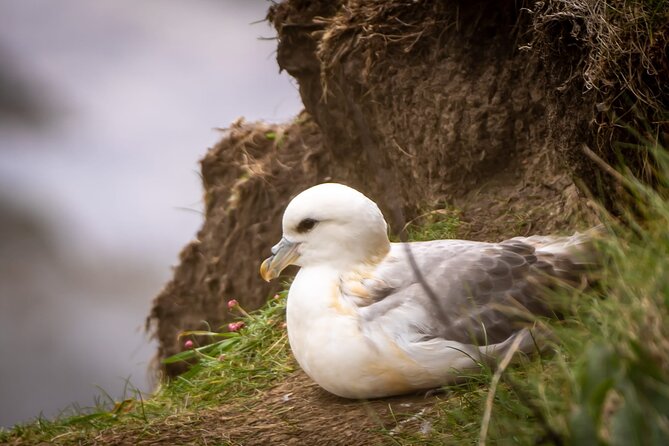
[0,0,301,427]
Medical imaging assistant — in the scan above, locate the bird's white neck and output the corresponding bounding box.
[288,265,344,310]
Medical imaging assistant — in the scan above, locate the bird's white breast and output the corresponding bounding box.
[286,266,429,398]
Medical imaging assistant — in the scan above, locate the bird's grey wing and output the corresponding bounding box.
[353,239,560,347]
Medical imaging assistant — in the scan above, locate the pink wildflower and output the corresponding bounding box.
[228,321,245,332]
[227,299,238,310]
[184,340,194,349]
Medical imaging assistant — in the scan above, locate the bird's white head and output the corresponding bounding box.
[260,183,390,281]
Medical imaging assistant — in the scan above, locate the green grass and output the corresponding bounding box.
[401,206,461,241]
[0,293,293,444]
[160,293,292,405]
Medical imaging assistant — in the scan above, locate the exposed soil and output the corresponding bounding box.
[141,0,667,443]
[91,370,446,446]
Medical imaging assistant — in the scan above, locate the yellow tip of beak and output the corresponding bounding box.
[260,257,275,282]
[259,238,300,282]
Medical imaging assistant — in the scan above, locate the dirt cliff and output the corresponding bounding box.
[149,0,668,375]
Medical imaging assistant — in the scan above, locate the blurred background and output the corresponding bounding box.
[0,0,301,427]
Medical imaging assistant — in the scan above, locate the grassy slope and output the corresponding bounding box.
[2,162,669,445]
[1,293,295,444]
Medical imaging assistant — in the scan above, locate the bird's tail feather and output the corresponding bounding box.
[516,225,604,286]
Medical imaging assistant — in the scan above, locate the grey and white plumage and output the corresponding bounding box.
[260,183,596,399]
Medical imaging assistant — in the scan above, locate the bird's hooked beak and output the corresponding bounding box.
[260,237,300,282]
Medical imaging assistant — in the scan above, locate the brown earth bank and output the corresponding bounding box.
[148,0,667,395]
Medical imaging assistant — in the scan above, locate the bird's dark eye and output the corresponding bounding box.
[297,218,318,233]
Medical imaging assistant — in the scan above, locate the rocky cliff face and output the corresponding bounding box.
[149,0,668,374]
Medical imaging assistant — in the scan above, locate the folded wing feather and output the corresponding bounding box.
[346,233,594,350]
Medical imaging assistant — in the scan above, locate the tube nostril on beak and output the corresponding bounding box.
[271,237,289,255]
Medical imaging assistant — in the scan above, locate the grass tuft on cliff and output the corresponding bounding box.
[0,294,294,445]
